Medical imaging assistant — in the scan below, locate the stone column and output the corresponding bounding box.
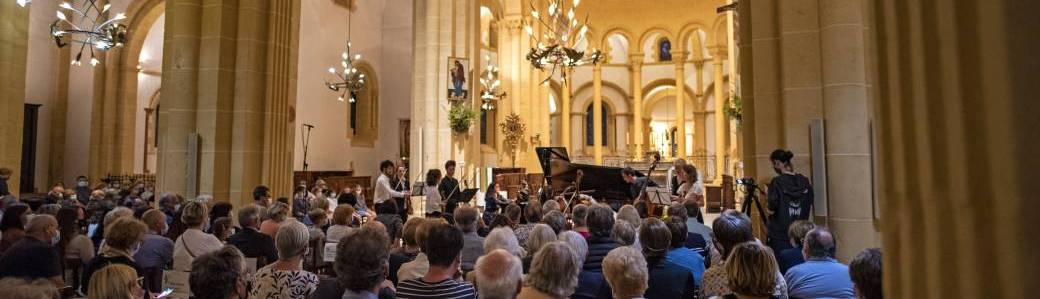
[592,62,603,164]
[157,0,203,197]
[561,70,572,151]
[260,0,300,199]
[630,55,644,160]
[0,1,29,196]
[693,61,706,155]
[673,51,688,158]
[711,46,727,181]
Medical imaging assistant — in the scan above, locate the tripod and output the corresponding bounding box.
[301,124,315,171]
[739,181,770,226]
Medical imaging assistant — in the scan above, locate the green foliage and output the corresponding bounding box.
[449,104,478,134]
[724,95,743,127]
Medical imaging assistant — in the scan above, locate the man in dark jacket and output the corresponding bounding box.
[439,160,462,215]
[766,149,814,253]
[226,204,278,267]
[583,205,619,272]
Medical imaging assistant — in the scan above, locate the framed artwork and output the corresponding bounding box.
[447,57,469,101]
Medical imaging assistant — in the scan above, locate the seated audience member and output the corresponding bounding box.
[664,217,706,284]
[541,210,567,235]
[701,210,788,299]
[487,214,514,234]
[333,226,393,299]
[208,201,233,234]
[57,206,94,267]
[570,204,590,237]
[293,186,314,226]
[0,204,30,253]
[616,205,641,228]
[541,199,561,214]
[135,209,174,293]
[785,227,855,298]
[504,204,522,229]
[396,223,477,299]
[640,218,696,299]
[375,201,403,243]
[327,205,358,242]
[684,202,712,244]
[474,249,524,299]
[0,277,59,298]
[87,264,146,299]
[173,201,224,271]
[515,203,542,245]
[260,202,290,237]
[190,246,248,299]
[559,231,612,299]
[389,218,424,285]
[603,247,650,299]
[724,242,783,299]
[584,204,620,272]
[0,215,63,287]
[250,220,320,299]
[667,202,709,254]
[211,216,234,242]
[612,221,637,247]
[455,206,485,273]
[849,248,882,299]
[397,219,439,283]
[227,205,279,268]
[484,227,524,258]
[82,216,147,294]
[522,224,557,273]
[778,220,814,274]
[518,242,581,299]
[253,185,273,208]
[308,209,328,242]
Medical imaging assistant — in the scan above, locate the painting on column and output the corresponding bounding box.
[447,57,470,102]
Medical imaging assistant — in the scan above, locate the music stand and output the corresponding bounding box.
[644,187,672,205]
[460,188,479,204]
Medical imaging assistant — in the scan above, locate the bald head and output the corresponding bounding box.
[803,227,836,259]
[475,249,523,299]
[26,215,58,242]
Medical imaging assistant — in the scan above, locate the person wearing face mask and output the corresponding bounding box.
[80,216,148,295]
[765,149,814,254]
[135,209,174,293]
[0,214,64,288]
[74,176,91,205]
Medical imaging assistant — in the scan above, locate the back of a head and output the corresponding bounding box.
[667,202,687,220]
[104,217,147,251]
[849,248,883,299]
[611,221,636,246]
[526,223,557,254]
[713,210,754,258]
[267,202,289,222]
[787,220,816,247]
[770,149,794,165]
[541,199,560,213]
[0,277,59,299]
[336,226,390,292]
[0,204,29,231]
[475,249,523,299]
[253,185,270,201]
[401,217,423,247]
[602,246,649,299]
[237,204,262,228]
[424,223,464,268]
[190,246,245,299]
[541,210,566,234]
[210,201,233,219]
[453,205,479,233]
[804,227,836,258]
[558,230,589,265]
[524,202,543,223]
[180,200,208,227]
[275,220,310,260]
[665,217,688,249]
[308,209,328,226]
[141,209,166,229]
[87,264,138,299]
[426,169,442,186]
[586,204,616,238]
[484,227,522,257]
[571,204,589,226]
[333,205,356,226]
[638,218,671,266]
[105,206,134,226]
[725,242,778,297]
[25,214,57,235]
[616,205,641,228]
[528,242,581,298]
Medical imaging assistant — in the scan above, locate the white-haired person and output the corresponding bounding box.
[521,224,557,273]
[250,220,320,299]
[484,226,525,258]
[474,249,523,299]
[603,246,650,299]
[517,242,581,299]
[559,231,612,299]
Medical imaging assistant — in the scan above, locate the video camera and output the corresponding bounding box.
[735,177,756,187]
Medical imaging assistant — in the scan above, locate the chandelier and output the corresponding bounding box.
[51,0,128,66]
[479,56,505,111]
[325,5,365,103]
[16,0,29,7]
[524,0,602,84]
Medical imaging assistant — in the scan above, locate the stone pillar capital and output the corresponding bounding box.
[501,18,524,35]
[708,45,728,60]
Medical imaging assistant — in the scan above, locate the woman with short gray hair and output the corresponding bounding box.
[517,242,581,299]
[260,202,289,237]
[249,220,319,299]
[484,227,525,258]
[522,224,557,273]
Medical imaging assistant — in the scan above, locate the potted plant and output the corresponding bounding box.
[724,95,743,127]
[448,104,478,134]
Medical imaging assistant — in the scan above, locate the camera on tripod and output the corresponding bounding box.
[735,177,756,187]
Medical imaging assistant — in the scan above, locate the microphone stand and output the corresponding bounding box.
[301,124,315,171]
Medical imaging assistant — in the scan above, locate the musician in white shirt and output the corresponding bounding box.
[374,160,410,211]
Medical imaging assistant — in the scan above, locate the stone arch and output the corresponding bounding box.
[599,28,634,63]
[641,78,698,113]
[678,21,710,61]
[571,81,630,114]
[349,61,379,147]
[711,14,728,47]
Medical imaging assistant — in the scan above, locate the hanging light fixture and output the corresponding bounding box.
[16,0,30,7]
[51,0,128,67]
[479,55,505,111]
[524,0,602,84]
[325,4,365,103]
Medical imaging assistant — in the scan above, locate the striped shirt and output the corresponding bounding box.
[395,278,477,299]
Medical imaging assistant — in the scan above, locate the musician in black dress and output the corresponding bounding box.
[438,160,462,216]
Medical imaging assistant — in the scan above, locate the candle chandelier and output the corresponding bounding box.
[51,0,128,66]
[16,0,29,7]
[325,5,365,103]
[479,56,505,111]
[524,0,602,84]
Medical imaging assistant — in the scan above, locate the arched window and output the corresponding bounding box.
[658,38,672,62]
[585,104,608,146]
[480,108,496,145]
[347,64,379,147]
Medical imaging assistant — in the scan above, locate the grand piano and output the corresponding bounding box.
[536,147,643,208]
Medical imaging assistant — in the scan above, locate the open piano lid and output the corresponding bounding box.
[535,147,640,204]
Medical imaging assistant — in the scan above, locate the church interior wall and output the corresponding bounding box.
[133,15,165,174]
[24,0,59,192]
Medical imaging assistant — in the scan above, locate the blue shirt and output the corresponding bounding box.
[133,232,174,269]
[784,257,855,299]
[664,247,706,285]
